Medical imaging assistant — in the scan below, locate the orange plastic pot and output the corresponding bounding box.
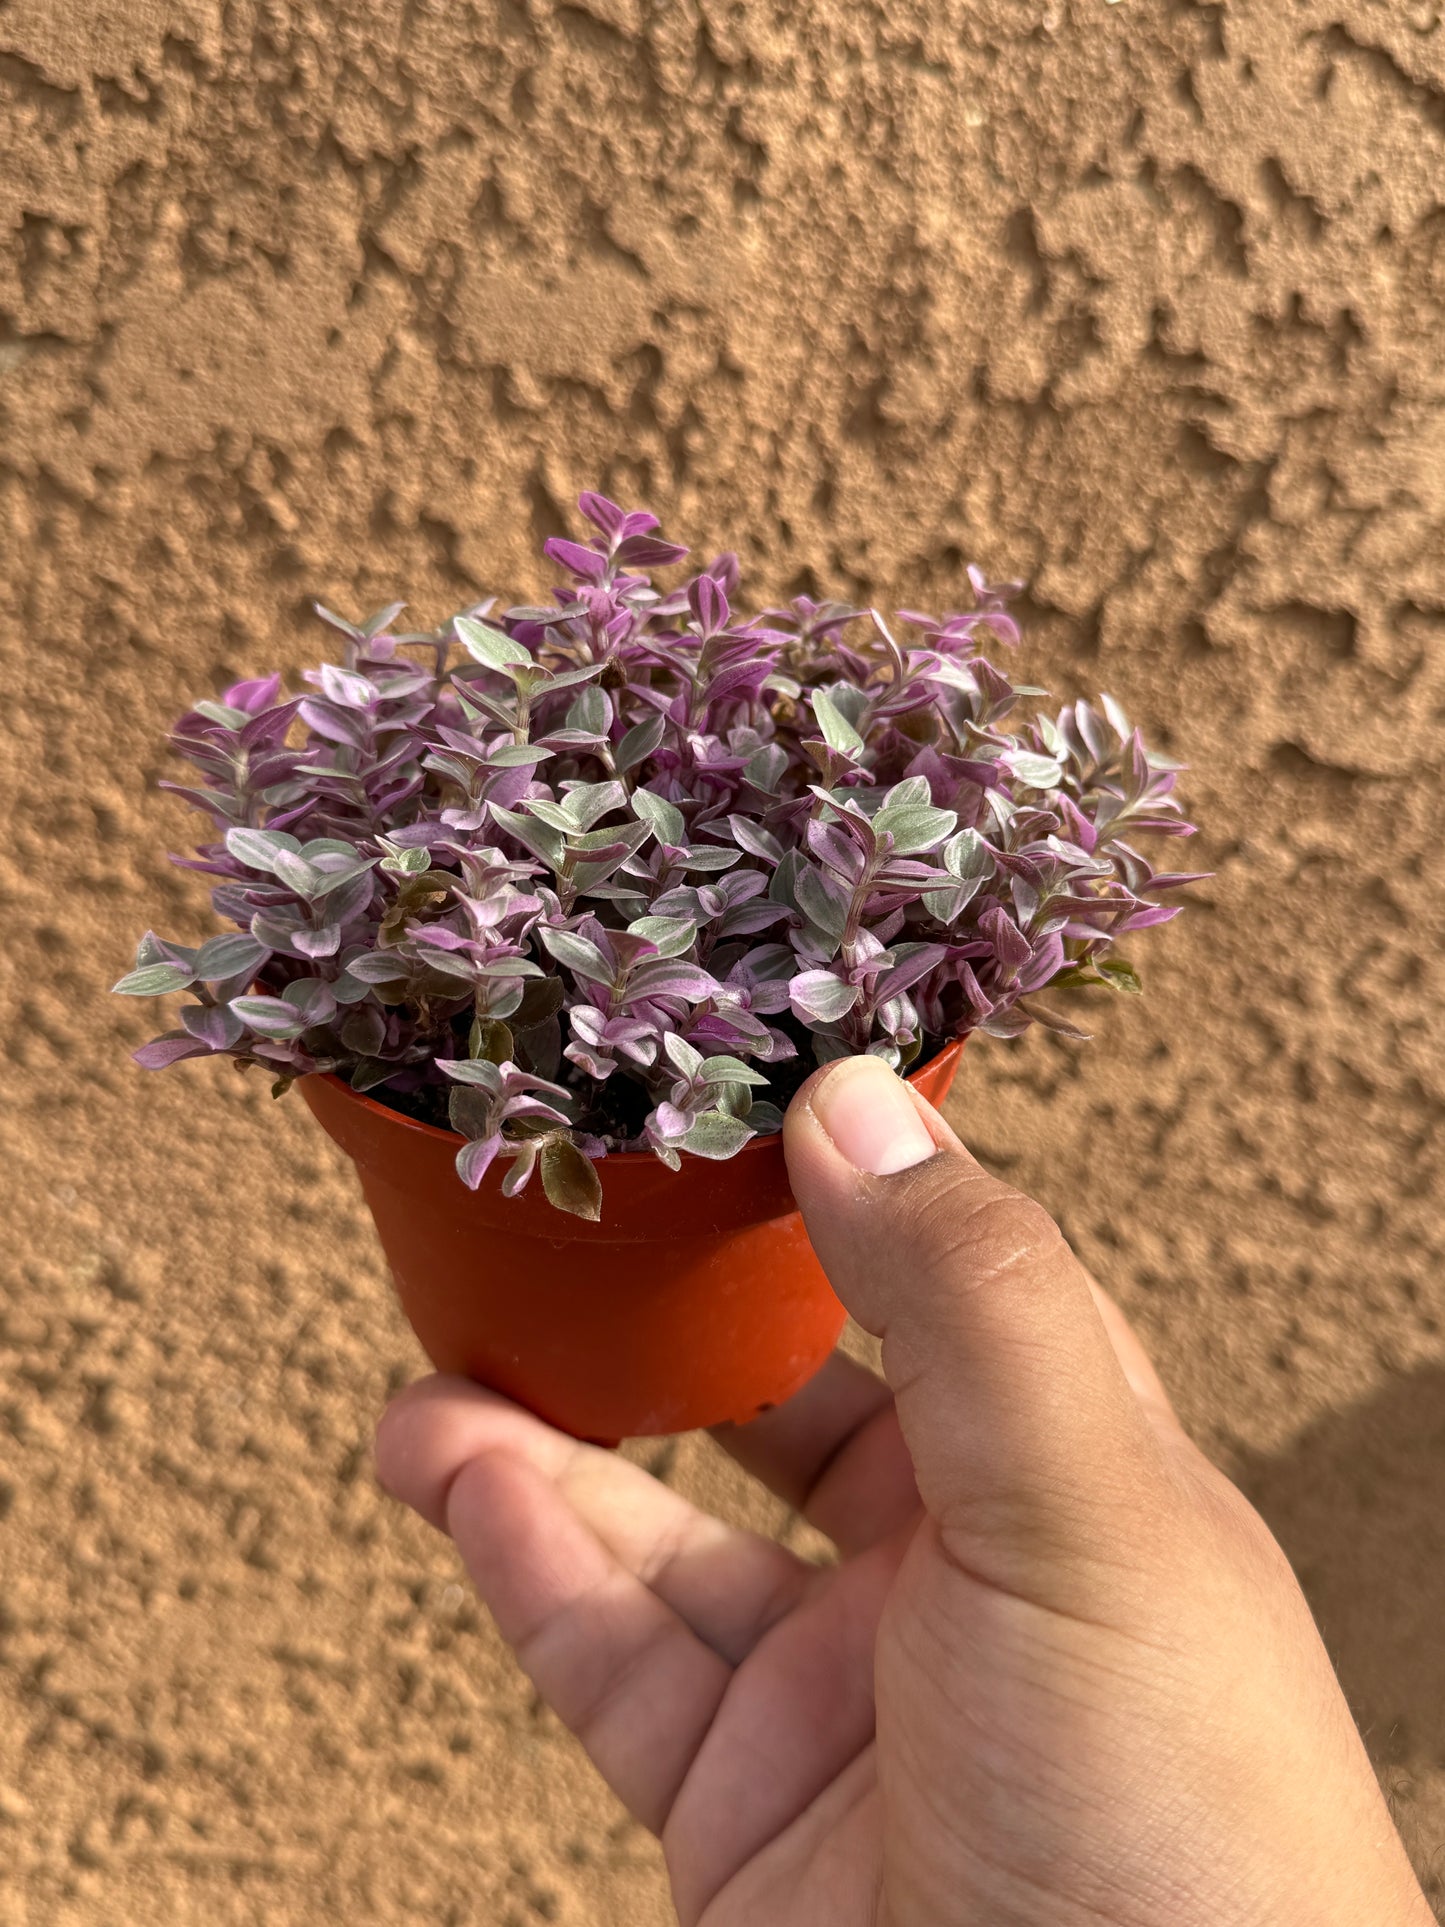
[300,1040,963,1442]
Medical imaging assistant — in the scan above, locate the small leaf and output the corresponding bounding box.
[539,661,608,693]
[193,933,271,983]
[540,1137,604,1221]
[613,533,689,569]
[794,865,849,945]
[564,684,610,738]
[293,924,343,959]
[538,927,614,984]
[681,1111,755,1160]
[663,1032,704,1080]
[1095,956,1144,995]
[225,827,301,872]
[439,1057,504,1089]
[455,615,531,671]
[319,662,378,708]
[502,1139,540,1196]
[882,776,934,812]
[469,1016,516,1063]
[615,712,667,771]
[345,950,416,984]
[270,850,324,898]
[379,844,433,875]
[943,828,993,880]
[1047,964,1104,990]
[182,1003,246,1049]
[133,1032,212,1068]
[677,846,740,873]
[631,786,685,846]
[339,1005,387,1053]
[1008,751,1065,791]
[193,700,249,730]
[543,538,608,582]
[489,803,566,869]
[698,1056,771,1087]
[1100,692,1132,741]
[626,958,719,1001]
[281,977,338,1026]
[874,803,957,855]
[350,1058,397,1092]
[742,744,788,794]
[449,1087,497,1141]
[627,915,697,958]
[488,743,554,768]
[361,599,406,638]
[714,1080,753,1118]
[229,994,306,1038]
[563,779,628,830]
[113,962,196,996]
[514,976,567,1028]
[1015,997,1093,1040]
[729,816,784,864]
[456,1133,503,1189]
[789,971,861,1025]
[810,685,864,756]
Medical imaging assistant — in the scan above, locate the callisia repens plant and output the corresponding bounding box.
[116,494,1203,1220]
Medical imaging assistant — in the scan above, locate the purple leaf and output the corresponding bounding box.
[577,492,627,539]
[501,1141,540,1197]
[1016,932,1066,993]
[688,574,728,634]
[229,995,306,1038]
[456,1134,503,1190]
[293,924,342,959]
[614,534,690,568]
[298,699,368,748]
[181,1004,247,1049]
[654,1101,693,1140]
[226,673,284,713]
[195,933,270,981]
[543,538,608,583]
[981,906,1033,974]
[133,1033,215,1069]
[281,978,339,1027]
[626,959,720,1001]
[789,971,862,1025]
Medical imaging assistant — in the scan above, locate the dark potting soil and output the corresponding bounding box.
[375,1081,454,1131]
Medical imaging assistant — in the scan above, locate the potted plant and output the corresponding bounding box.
[115,494,1200,1440]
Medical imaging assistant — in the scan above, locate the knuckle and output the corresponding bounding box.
[905,1162,1066,1287]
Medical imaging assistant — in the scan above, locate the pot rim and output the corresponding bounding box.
[308,1035,964,1167]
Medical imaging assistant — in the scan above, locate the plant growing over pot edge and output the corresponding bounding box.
[116,494,1203,1227]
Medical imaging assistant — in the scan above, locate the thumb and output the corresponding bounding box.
[784,1055,1173,1606]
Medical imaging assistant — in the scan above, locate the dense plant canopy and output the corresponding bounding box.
[117,495,1201,1218]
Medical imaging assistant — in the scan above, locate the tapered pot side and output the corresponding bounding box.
[300,1039,964,1441]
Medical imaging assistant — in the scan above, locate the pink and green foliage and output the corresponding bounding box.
[116,495,1202,1217]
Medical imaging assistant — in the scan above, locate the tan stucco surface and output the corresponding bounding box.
[2,2,1442,1919]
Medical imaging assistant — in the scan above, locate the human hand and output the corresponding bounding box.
[375,1056,1433,1926]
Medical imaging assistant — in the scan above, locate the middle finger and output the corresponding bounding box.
[711,1350,920,1556]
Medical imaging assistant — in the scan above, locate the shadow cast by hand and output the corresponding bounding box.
[1234,1365,1445,1906]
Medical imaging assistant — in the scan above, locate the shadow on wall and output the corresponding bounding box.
[1235,1367,1445,1909]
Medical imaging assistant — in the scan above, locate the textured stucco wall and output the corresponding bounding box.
[2,1,1443,1921]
